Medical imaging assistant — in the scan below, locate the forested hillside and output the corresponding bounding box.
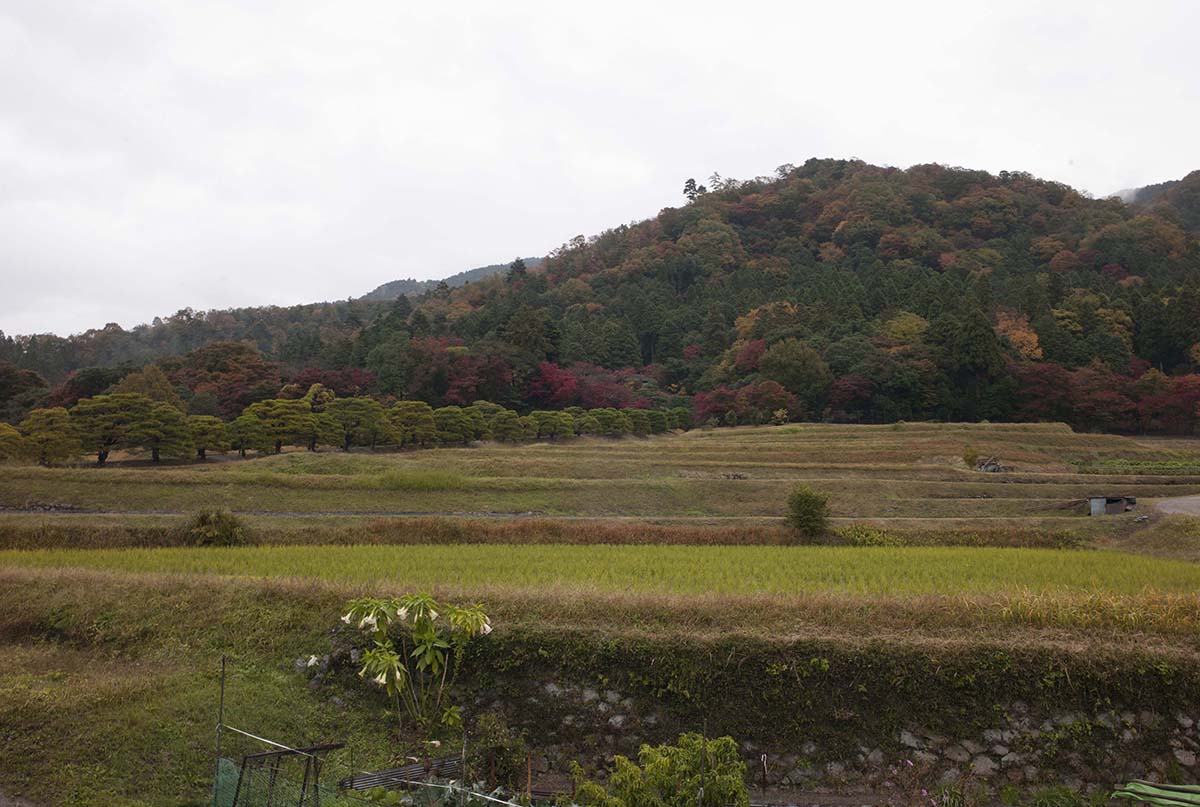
[360,257,544,301]
[5,158,1200,434]
[1124,170,1200,234]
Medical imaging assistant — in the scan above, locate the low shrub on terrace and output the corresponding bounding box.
[785,485,830,539]
[571,733,748,807]
[184,508,248,546]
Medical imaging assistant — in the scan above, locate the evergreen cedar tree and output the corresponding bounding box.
[326,397,389,450]
[227,413,268,458]
[13,407,79,465]
[4,159,1200,435]
[136,401,193,462]
[188,415,230,460]
[70,393,158,465]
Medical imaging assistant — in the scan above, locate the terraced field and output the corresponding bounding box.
[4,422,1200,522]
[3,422,1200,806]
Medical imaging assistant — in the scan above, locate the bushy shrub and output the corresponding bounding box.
[785,485,830,538]
[468,712,528,789]
[489,410,525,442]
[572,733,747,807]
[185,509,248,546]
[518,415,539,440]
[576,414,601,435]
[591,408,632,436]
[668,406,692,430]
[433,406,475,444]
[646,410,669,434]
[838,524,903,547]
[627,410,652,436]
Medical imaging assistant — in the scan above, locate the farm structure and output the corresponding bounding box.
[1088,495,1137,516]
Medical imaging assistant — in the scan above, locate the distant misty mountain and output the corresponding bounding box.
[360,257,544,301]
[1114,180,1179,205]
[1115,171,1200,232]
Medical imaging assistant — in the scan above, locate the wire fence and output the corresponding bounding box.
[213,721,530,807]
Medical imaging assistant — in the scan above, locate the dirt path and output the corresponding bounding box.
[1156,495,1200,515]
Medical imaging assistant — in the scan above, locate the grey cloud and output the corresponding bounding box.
[1,0,1198,336]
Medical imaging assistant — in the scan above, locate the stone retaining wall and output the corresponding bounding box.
[479,678,1200,797]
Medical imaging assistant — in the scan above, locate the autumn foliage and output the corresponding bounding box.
[5,159,1200,436]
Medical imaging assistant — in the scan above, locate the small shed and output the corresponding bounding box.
[1088,495,1137,516]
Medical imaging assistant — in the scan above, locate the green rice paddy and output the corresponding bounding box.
[5,544,1198,596]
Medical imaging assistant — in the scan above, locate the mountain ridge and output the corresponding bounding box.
[1123,170,1200,233]
[359,257,544,301]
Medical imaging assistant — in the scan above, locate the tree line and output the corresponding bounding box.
[10,351,1200,467]
[0,363,692,466]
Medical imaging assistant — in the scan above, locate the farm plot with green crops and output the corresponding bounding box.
[5,544,1199,597]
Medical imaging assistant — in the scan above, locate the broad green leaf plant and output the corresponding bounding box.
[572,733,749,807]
[342,593,491,736]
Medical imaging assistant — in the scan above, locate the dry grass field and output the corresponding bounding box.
[5,422,1200,523]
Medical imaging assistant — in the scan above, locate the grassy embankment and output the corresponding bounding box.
[3,560,1200,806]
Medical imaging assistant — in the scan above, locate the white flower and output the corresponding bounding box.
[427,740,442,748]
[306,655,320,667]
[359,614,377,630]
[373,673,387,686]
[429,610,438,621]
[396,606,409,620]
[341,612,353,624]
[480,621,492,636]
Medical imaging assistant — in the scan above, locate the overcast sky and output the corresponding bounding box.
[2,1,1197,337]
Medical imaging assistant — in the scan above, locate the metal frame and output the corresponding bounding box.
[231,743,345,807]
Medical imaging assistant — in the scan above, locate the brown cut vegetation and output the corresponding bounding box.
[4,423,1200,523]
[0,513,1094,550]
